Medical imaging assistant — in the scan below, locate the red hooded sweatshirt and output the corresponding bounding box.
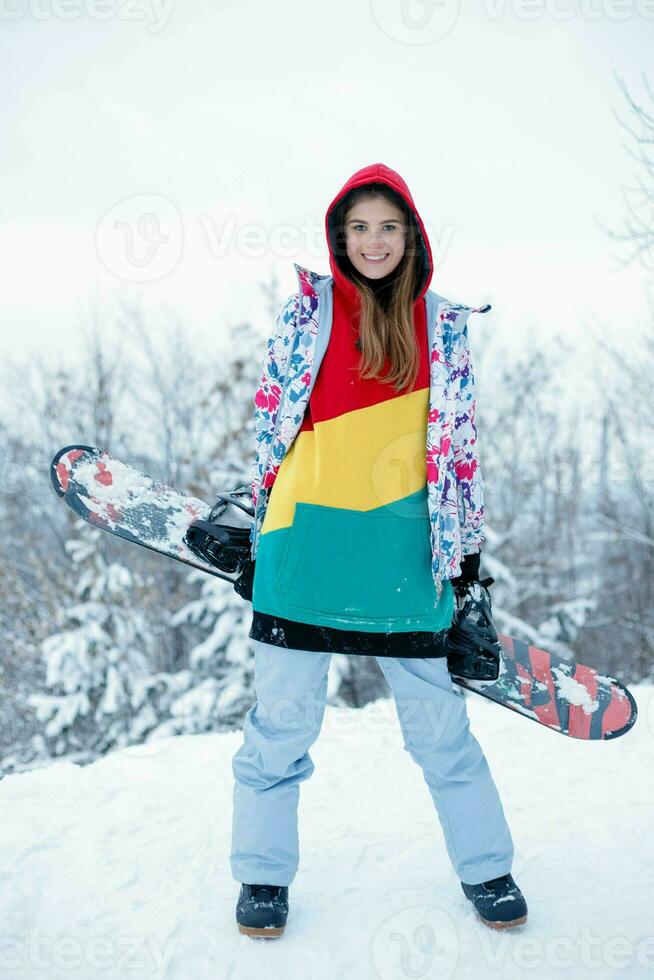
[249,164,454,657]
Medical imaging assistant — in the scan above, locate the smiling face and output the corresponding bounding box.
[344,196,407,280]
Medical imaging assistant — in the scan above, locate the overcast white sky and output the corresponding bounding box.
[1,1,652,393]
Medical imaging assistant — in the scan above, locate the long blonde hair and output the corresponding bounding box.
[328,183,426,393]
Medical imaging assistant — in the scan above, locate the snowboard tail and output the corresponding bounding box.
[450,633,637,740]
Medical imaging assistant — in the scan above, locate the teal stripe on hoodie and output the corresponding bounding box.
[252,486,453,632]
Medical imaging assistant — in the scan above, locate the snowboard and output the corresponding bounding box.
[50,444,240,585]
[50,444,638,741]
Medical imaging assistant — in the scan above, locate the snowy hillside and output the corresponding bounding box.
[2,684,653,980]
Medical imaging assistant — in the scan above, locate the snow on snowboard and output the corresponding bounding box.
[50,444,638,741]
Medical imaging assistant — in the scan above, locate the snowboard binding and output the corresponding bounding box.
[446,576,501,681]
[183,484,254,576]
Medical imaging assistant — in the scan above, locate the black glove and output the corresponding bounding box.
[450,550,481,589]
[445,573,500,680]
[233,555,255,602]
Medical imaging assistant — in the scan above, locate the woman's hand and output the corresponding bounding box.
[449,550,481,589]
[233,555,256,602]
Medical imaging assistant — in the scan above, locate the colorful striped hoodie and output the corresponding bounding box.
[249,164,458,656]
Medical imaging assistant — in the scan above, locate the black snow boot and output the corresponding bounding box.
[235,883,289,938]
[461,873,528,929]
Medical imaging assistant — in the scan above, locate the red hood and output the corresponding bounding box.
[324,162,434,306]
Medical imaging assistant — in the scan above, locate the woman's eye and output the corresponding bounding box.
[352,224,398,232]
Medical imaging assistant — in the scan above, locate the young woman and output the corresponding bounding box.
[231,163,528,937]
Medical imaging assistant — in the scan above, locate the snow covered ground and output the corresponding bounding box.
[2,683,653,980]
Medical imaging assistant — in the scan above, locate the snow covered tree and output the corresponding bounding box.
[26,522,165,762]
[146,570,255,737]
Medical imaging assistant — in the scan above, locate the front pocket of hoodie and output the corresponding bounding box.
[276,501,434,620]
